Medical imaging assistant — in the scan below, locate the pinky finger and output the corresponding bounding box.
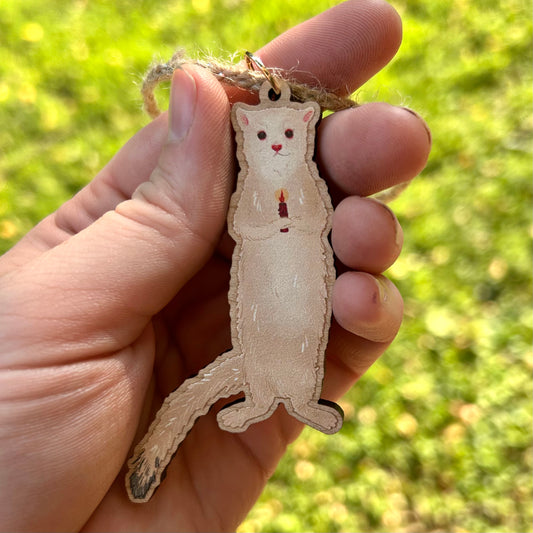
[332,271,403,343]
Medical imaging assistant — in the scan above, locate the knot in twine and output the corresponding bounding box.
[141,50,408,203]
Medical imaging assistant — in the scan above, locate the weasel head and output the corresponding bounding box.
[234,106,316,173]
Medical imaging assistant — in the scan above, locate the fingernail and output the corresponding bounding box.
[368,197,404,250]
[168,68,197,142]
[401,106,432,145]
[375,275,390,304]
[385,204,404,250]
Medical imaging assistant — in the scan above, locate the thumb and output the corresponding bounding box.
[112,65,235,300]
[0,66,234,366]
[130,66,234,251]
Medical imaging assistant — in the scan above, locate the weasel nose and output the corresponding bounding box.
[272,144,282,152]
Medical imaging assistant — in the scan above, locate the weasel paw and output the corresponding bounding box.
[293,400,344,434]
[217,402,270,433]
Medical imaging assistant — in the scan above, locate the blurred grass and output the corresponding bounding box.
[1,0,531,532]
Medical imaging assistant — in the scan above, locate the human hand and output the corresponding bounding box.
[0,0,430,531]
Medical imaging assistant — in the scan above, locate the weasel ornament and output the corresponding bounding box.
[126,79,343,503]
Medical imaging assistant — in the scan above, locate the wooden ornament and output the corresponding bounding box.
[126,80,343,503]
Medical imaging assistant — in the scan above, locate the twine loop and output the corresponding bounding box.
[141,50,359,119]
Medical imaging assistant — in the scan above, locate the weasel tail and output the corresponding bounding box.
[126,350,244,502]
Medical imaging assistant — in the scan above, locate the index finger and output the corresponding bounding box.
[257,0,402,94]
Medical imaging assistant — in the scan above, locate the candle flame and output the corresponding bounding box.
[275,188,289,202]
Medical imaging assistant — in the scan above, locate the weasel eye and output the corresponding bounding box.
[257,131,267,140]
[285,129,294,139]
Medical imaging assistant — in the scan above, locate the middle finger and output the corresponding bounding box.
[317,102,431,200]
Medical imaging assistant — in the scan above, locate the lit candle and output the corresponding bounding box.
[275,188,289,232]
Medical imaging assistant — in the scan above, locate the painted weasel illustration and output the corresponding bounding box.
[126,81,343,503]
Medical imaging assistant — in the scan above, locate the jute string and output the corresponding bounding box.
[142,50,360,118]
[141,50,408,202]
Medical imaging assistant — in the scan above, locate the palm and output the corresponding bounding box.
[84,249,307,532]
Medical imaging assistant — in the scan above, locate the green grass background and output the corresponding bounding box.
[1,0,531,531]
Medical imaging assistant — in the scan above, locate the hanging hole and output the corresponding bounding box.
[268,88,281,101]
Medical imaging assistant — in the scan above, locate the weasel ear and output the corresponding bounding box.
[303,108,315,123]
[236,108,249,127]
